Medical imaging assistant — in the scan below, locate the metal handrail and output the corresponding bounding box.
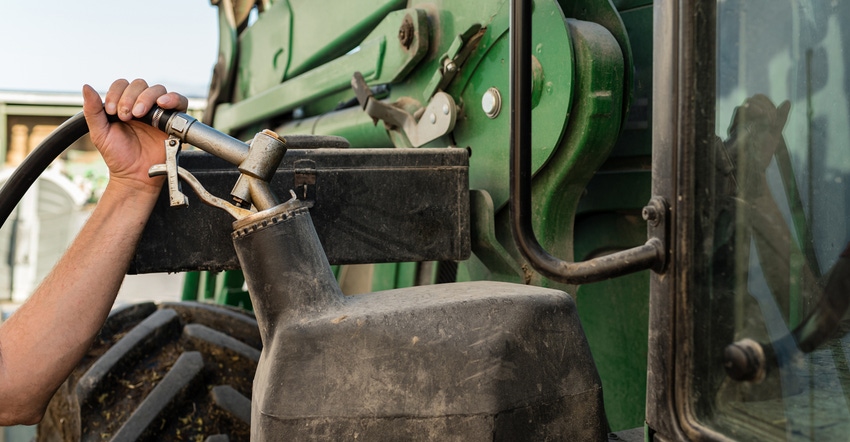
[508,0,664,284]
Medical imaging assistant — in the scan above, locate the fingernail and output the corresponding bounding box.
[133,103,145,116]
[105,102,116,114]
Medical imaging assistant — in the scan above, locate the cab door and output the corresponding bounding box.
[648,0,850,440]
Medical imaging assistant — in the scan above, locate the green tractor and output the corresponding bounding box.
[3,0,847,440]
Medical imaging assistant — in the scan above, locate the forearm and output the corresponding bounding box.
[0,181,159,424]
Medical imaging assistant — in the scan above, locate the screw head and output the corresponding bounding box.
[398,15,415,49]
[429,113,437,124]
[642,205,661,226]
[481,87,502,119]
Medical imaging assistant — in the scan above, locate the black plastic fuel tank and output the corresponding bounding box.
[232,199,609,441]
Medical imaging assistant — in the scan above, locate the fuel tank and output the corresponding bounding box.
[232,199,608,440]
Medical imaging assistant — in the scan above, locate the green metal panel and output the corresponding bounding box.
[214,270,251,309]
[278,106,394,148]
[237,0,293,98]
[562,6,653,430]
[559,0,634,118]
[218,7,431,133]
[216,37,385,133]
[370,262,417,292]
[527,19,626,289]
[574,211,650,431]
[610,5,653,158]
[451,0,576,209]
[181,271,201,301]
[201,271,218,300]
[285,0,407,79]
[182,270,251,310]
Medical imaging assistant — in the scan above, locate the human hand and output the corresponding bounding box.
[726,94,791,172]
[82,79,188,195]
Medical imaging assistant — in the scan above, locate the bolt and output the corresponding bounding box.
[442,103,450,115]
[481,87,502,119]
[444,61,457,74]
[168,139,178,147]
[429,113,437,124]
[398,16,415,49]
[642,204,660,226]
[724,339,766,383]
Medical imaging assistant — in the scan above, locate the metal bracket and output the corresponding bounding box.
[642,196,669,273]
[294,159,317,201]
[422,26,485,100]
[352,72,457,147]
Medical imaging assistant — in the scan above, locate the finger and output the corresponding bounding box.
[777,100,792,126]
[103,79,130,116]
[132,84,168,118]
[117,79,149,121]
[82,85,109,145]
[156,92,189,112]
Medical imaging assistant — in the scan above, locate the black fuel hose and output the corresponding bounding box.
[0,107,167,228]
[0,103,232,229]
[0,112,90,228]
[0,104,320,230]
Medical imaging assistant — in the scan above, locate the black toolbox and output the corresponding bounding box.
[129,148,470,274]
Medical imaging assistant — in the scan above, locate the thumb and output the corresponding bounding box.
[82,85,109,146]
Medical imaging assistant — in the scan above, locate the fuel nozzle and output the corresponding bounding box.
[141,106,288,214]
[140,106,250,165]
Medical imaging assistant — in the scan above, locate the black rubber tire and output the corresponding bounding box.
[36,301,260,442]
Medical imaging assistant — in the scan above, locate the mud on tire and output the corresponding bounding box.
[37,301,260,442]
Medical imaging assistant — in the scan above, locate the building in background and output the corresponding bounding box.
[0,90,204,303]
[1,90,205,193]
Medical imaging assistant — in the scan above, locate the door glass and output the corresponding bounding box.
[693,0,850,439]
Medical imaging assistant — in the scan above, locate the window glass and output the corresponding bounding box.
[694,0,850,439]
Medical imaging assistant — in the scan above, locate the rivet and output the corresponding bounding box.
[481,87,502,119]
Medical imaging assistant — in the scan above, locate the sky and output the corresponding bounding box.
[0,0,219,98]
